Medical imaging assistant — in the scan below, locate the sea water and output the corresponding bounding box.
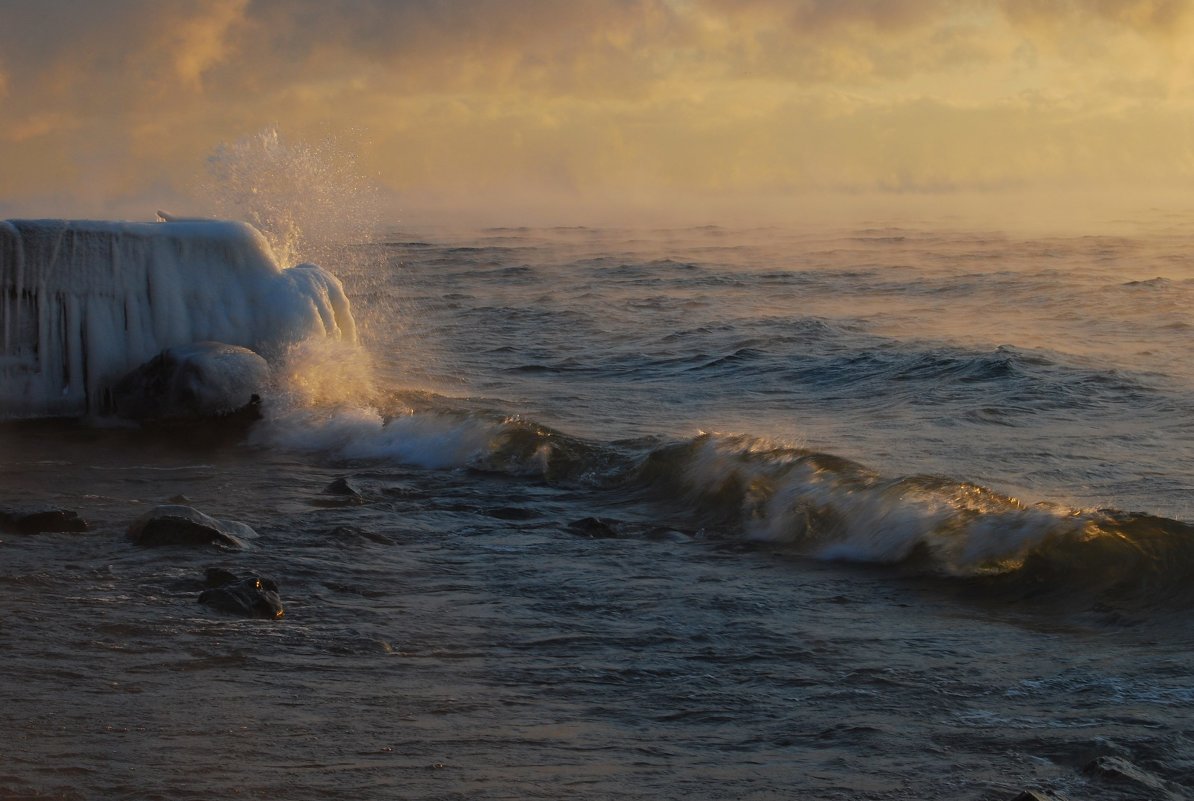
[2,219,1194,800]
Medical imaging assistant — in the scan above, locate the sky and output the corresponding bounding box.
[2,0,1194,227]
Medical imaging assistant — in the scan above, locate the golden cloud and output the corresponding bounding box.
[1,0,1193,219]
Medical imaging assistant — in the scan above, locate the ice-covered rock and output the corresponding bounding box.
[128,505,254,549]
[1,218,355,418]
[108,341,269,422]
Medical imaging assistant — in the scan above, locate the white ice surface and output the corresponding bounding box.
[1,218,355,418]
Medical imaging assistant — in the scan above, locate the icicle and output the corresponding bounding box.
[0,219,356,419]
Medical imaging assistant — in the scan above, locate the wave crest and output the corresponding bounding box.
[633,432,1194,605]
[250,396,1194,607]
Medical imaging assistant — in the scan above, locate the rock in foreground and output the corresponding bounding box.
[128,505,253,549]
[1083,755,1183,799]
[199,568,284,619]
[108,341,269,422]
[310,476,365,507]
[0,505,88,534]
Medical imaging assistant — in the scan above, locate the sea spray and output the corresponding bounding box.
[208,130,397,352]
[200,129,511,480]
[273,337,377,409]
[201,127,437,454]
[203,127,381,269]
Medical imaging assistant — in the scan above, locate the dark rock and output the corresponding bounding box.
[327,525,393,545]
[1008,790,1059,801]
[311,477,365,507]
[568,517,621,538]
[128,505,253,549]
[324,477,361,496]
[486,506,538,520]
[107,341,269,422]
[1083,756,1179,798]
[203,567,240,587]
[643,526,691,542]
[0,505,88,534]
[198,569,283,619]
[565,516,688,542]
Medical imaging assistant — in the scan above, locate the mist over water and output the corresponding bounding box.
[356,223,1194,511]
[4,140,1194,799]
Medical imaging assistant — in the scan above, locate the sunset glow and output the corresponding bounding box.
[3,0,1194,224]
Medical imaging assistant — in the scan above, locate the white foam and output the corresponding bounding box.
[0,218,356,418]
[679,433,1085,575]
[255,405,506,470]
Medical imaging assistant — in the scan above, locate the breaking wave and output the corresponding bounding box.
[251,395,1194,609]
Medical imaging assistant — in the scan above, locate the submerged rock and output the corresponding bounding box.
[108,341,269,423]
[324,477,361,496]
[566,516,689,542]
[1083,755,1182,799]
[199,568,284,619]
[568,517,622,538]
[485,506,538,520]
[0,505,88,534]
[311,476,365,507]
[326,525,393,545]
[128,505,253,549]
[1008,790,1063,801]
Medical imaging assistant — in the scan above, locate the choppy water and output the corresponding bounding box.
[4,223,1194,800]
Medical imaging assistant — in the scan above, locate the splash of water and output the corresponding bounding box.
[198,127,395,430]
[273,337,377,409]
[202,127,414,377]
[203,127,379,268]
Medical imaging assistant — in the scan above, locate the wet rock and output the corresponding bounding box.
[1008,790,1061,801]
[324,477,361,496]
[203,567,240,587]
[128,505,253,549]
[311,477,365,507]
[108,341,269,423]
[199,568,283,619]
[643,526,691,543]
[568,517,621,538]
[326,525,393,545]
[1083,755,1181,799]
[0,504,88,534]
[566,516,688,542]
[485,506,538,520]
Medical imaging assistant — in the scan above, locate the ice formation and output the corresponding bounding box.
[108,342,271,421]
[0,218,355,418]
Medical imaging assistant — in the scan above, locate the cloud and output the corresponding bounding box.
[694,0,957,32]
[1000,0,1194,35]
[2,0,1194,220]
[212,0,687,98]
[156,0,249,89]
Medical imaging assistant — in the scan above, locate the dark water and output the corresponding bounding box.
[3,224,1194,800]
